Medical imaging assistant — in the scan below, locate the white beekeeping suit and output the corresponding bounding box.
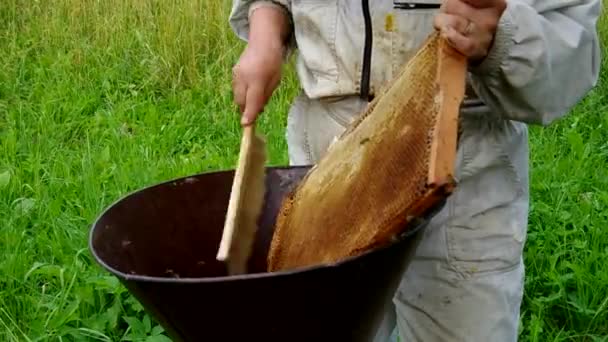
[229,1,601,341]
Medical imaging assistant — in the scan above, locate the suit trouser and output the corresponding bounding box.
[284,93,529,342]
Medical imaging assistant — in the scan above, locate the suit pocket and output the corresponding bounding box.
[390,0,441,70]
[444,123,528,276]
[291,0,339,81]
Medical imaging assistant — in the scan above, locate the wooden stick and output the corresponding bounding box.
[427,38,467,187]
[217,124,267,275]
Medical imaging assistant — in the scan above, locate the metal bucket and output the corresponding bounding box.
[89,166,442,341]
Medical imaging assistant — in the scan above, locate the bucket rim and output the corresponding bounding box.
[88,166,444,284]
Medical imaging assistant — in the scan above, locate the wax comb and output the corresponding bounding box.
[267,32,467,272]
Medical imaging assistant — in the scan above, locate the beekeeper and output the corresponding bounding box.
[228,0,601,340]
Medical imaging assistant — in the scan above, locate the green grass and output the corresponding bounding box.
[0,1,606,341]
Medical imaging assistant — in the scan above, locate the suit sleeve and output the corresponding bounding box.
[469,0,602,126]
[229,0,295,54]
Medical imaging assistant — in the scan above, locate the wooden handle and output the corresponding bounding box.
[427,36,468,187]
[217,124,255,260]
[217,122,267,275]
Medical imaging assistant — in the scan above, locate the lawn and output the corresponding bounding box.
[0,0,606,341]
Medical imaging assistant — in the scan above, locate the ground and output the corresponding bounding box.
[1,1,607,341]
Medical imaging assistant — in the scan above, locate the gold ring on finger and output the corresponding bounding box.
[464,20,474,35]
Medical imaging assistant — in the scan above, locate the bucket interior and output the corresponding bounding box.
[90,166,310,279]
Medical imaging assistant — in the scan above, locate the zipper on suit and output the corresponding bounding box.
[393,1,441,10]
[360,2,441,101]
[360,0,373,101]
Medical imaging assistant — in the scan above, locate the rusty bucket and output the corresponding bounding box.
[89,166,442,341]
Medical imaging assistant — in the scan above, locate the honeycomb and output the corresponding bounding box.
[267,32,467,272]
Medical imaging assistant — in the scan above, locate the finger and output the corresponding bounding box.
[461,0,496,9]
[242,82,266,126]
[433,12,470,35]
[445,0,496,27]
[232,67,247,113]
[234,83,247,114]
[441,25,476,57]
[265,73,281,101]
[443,0,475,19]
